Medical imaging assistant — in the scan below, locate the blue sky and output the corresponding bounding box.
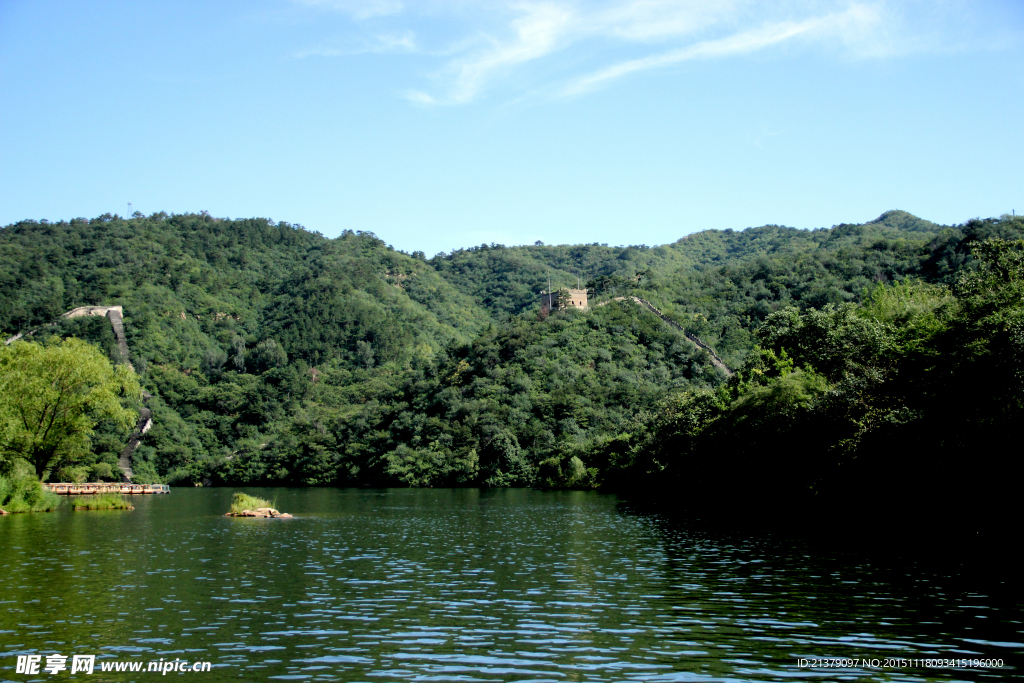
[1,1,1021,256]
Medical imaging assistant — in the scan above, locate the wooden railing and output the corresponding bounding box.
[44,483,170,495]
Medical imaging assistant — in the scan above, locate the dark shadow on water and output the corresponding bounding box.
[612,489,1024,604]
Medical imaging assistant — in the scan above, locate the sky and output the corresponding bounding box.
[1,0,1022,256]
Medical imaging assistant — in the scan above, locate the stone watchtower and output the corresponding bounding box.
[540,288,588,314]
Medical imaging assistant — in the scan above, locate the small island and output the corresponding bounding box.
[72,493,134,510]
[224,492,293,518]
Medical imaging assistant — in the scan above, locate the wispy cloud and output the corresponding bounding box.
[407,2,576,105]
[291,0,969,105]
[564,19,819,96]
[563,5,883,96]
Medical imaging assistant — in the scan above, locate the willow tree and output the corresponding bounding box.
[0,337,139,480]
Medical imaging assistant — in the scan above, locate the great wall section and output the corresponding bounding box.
[5,292,731,484]
[597,296,733,376]
[4,306,151,482]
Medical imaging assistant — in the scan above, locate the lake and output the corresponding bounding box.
[1,488,1020,681]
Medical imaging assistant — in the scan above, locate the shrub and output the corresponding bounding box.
[0,471,62,512]
[71,492,134,510]
[229,492,273,514]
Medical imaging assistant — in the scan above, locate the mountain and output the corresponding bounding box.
[427,210,961,368]
[0,213,490,366]
[2,209,1021,523]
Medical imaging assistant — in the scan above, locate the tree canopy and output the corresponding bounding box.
[0,337,139,479]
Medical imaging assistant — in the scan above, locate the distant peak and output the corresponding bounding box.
[869,209,916,223]
[865,210,941,232]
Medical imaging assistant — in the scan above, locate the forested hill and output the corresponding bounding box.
[2,210,1022,530]
[428,209,963,368]
[431,210,944,322]
[0,213,489,366]
[0,209,964,349]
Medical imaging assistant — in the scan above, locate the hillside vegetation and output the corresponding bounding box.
[1,210,1021,532]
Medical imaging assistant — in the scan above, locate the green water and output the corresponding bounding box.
[1,488,1021,681]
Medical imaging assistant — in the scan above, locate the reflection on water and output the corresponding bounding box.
[1,488,1021,681]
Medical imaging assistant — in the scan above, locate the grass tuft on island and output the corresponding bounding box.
[72,493,134,510]
[0,471,62,513]
[230,492,273,514]
[226,492,293,518]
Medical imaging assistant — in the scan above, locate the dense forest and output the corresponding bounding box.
[1,210,1021,529]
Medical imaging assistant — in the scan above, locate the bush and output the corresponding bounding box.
[229,492,273,514]
[0,470,62,512]
[71,492,134,510]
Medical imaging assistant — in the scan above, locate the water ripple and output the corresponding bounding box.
[1,488,1021,681]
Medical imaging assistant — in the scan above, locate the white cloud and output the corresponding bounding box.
[431,2,576,104]
[563,20,817,95]
[404,1,895,104]
[412,0,737,104]
[291,0,971,104]
[563,5,884,96]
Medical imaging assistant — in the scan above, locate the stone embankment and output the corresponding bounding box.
[598,296,733,376]
[225,507,294,519]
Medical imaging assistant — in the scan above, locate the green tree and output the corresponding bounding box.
[0,337,140,479]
